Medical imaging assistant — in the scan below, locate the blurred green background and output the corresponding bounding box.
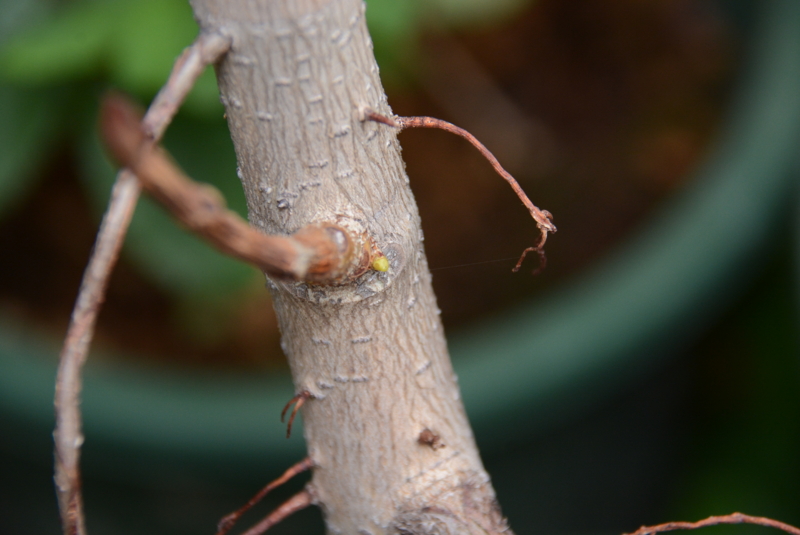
[1,0,798,534]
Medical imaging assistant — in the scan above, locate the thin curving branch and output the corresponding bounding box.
[280,391,311,439]
[625,513,800,535]
[216,457,314,535]
[240,490,314,535]
[100,94,374,283]
[363,109,556,273]
[53,31,231,535]
[144,32,233,140]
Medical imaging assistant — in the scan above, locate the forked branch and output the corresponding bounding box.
[281,391,312,439]
[53,31,231,535]
[364,109,556,273]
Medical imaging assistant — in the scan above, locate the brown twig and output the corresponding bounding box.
[363,109,556,274]
[216,457,314,535]
[100,95,371,283]
[512,231,548,276]
[281,391,312,438]
[53,31,231,535]
[239,490,314,535]
[625,513,800,535]
[143,32,232,140]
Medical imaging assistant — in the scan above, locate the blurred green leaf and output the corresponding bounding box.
[426,0,533,27]
[365,0,422,86]
[366,0,421,44]
[0,0,58,47]
[0,0,221,116]
[109,0,222,115]
[0,1,116,84]
[79,110,255,301]
[0,85,61,220]
[365,0,534,86]
[110,0,198,95]
[181,66,223,117]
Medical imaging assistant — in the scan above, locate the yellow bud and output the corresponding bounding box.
[372,255,389,272]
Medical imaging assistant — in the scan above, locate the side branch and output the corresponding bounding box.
[363,109,555,273]
[281,391,311,438]
[144,32,232,140]
[240,490,314,535]
[53,31,231,535]
[101,94,373,283]
[217,457,314,535]
[626,513,800,535]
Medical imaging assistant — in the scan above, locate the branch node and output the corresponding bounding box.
[362,107,400,128]
[372,254,389,272]
[101,95,377,285]
[418,428,446,450]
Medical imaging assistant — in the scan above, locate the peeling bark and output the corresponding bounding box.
[189,0,511,533]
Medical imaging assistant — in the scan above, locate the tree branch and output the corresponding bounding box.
[186,0,514,532]
[625,513,800,535]
[239,490,314,535]
[53,31,231,535]
[217,457,314,535]
[100,94,377,283]
[364,109,556,273]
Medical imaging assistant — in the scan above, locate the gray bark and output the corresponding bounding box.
[189,1,510,533]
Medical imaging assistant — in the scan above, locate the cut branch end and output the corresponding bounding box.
[101,94,374,285]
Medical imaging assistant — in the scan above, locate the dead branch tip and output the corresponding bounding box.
[365,110,556,274]
[281,391,312,438]
[512,246,546,276]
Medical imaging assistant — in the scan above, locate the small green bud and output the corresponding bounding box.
[372,255,389,272]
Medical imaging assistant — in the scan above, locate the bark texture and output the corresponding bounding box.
[189,1,510,533]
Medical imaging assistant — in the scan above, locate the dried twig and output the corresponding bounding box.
[100,95,371,283]
[364,109,556,273]
[625,513,800,535]
[240,490,314,535]
[53,31,231,535]
[281,391,312,438]
[512,241,547,276]
[216,457,314,535]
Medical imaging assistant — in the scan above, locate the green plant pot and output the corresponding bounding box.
[1,0,799,485]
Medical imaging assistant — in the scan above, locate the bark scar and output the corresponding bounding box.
[418,428,446,450]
